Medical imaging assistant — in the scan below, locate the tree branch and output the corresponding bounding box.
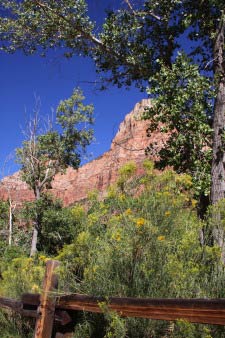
[39,159,61,191]
[124,0,161,21]
[124,0,136,14]
[34,0,144,72]
[34,1,108,50]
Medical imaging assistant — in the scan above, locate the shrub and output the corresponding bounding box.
[58,162,225,337]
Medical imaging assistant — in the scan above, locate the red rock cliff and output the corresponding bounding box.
[0,99,161,206]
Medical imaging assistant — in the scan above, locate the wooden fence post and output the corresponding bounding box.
[34,260,60,338]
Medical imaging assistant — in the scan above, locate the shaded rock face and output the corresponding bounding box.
[0,99,162,206]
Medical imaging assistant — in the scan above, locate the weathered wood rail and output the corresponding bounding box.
[22,293,225,326]
[0,260,225,337]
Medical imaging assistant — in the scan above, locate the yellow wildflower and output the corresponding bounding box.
[39,255,47,262]
[191,199,197,208]
[157,235,165,241]
[112,231,121,241]
[115,233,121,241]
[92,265,99,273]
[176,174,192,187]
[118,193,126,201]
[31,284,39,293]
[125,208,132,215]
[136,218,145,227]
[107,186,117,198]
[164,211,171,217]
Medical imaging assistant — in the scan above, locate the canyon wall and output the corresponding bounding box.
[0,99,163,206]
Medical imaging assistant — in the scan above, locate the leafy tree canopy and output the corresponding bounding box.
[20,194,81,255]
[16,87,94,198]
[144,53,214,198]
[16,87,93,256]
[0,200,9,230]
[0,0,223,87]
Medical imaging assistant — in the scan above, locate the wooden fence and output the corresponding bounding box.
[0,260,225,337]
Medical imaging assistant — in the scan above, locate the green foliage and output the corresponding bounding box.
[57,162,225,337]
[16,87,93,255]
[0,0,223,88]
[0,162,224,336]
[1,0,225,207]
[2,1,225,217]
[0,0,94,56]
[173,321,214,338]
[20,194,81,255]
[0,243,26,269]
[72,320,93,338]
[145,53,214,198]
[1,1,225,335]
[0,251,44,337]
[56,88,94,168]
[98,302,127,338]
[0,255,44,298]
[205,199,225,269]
[16,87,94,197]
[0,200,10,244]
[0,200,8,230]
[117,161,137,193]
[12,223,34,254]
[207,198,225,233]
[0,310,34,338]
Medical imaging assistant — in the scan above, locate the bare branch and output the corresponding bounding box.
[39,159,57,189]
[204,56,218,70]
[124,0,136,14]
[136,10,162,21]
[124,0,161,21]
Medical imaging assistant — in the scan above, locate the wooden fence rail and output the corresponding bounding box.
[21,293,225,326]
[2,293,225,327]
[0,260,225,337]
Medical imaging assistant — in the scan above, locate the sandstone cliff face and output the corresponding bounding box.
[0,99,161,206]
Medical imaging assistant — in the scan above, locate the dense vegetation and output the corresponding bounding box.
[0,161,225,337]
[0,0,225,206]
[0,2,225,335]
[1,0,225,251]
[16,87,94,256]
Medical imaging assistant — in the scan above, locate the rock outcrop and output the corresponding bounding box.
[0,99,162,206]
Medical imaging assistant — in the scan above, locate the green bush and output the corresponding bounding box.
[19,194,82,255]
[0,310,34,338]
[0,252,45,338]
[0,256,45,298]
[57,162,225,337]
[0,161,224,337]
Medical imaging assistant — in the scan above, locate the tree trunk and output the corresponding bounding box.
[30,227,38,257]
[211,17,225,249]
[30,185,41,257]
[211,81,225,205]
[8,199,13,246]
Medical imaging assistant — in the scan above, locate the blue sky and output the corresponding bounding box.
[0,1,146,177]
